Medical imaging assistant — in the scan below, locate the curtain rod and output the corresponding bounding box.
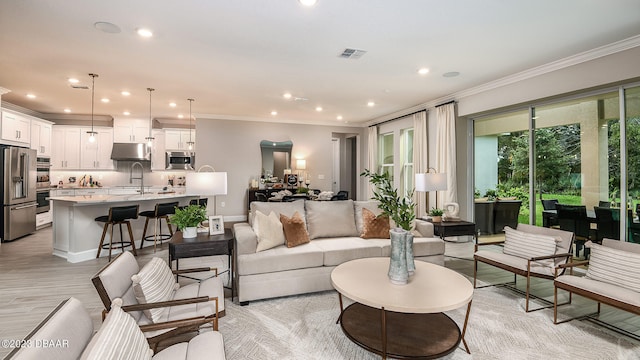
[368,109,426,128]
[435,100,456,108]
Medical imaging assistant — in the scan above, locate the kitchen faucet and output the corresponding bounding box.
[130,162,144,194]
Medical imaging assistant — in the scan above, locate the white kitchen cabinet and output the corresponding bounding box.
[151,129,166,170]
[113,118,149,143]
[1,110,31,144]
[36,210,52,228]
[51,126,81,169]
[74,188,108,196]
[80,127,114,169]
[31,119,53,156]
[165,129,195,151]
[51,189,75,196]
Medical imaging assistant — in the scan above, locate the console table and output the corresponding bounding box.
[169,228,235,299]
[422,218,478,242]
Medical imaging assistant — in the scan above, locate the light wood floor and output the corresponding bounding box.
[0,229,638,358]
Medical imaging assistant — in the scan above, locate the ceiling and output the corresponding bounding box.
[1,1,639,126]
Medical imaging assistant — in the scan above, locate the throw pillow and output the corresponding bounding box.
[80,299,152,360]
[254,211,286,252]
[131,257,178,323]
[280,211,310,248]
[305,200,359,239]
[502,226,558,267]
[585,242,640,293]
[361,207,390,239]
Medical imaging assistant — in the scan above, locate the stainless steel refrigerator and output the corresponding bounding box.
[1,146,37,242]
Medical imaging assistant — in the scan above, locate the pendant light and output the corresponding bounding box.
[186,98,195,150]
[86,73,99,143]
[145,88,155,147]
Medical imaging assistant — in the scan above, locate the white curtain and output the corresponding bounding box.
[435,103,457,207]
[366,126,378,199]
[413,111,428,218]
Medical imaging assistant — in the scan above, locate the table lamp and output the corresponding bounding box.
[186,165,227,215]
[415,168,447,212]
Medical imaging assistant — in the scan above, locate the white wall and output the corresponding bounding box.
[195,119,364,219]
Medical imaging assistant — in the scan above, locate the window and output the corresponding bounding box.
[401,128,414,195]
[379,132,394,181]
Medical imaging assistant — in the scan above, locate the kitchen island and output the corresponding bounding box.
[50,193,196,263]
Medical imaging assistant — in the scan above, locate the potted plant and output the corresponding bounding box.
[169,204,207,238]
[429,208,444,222]
[361,169,416,284]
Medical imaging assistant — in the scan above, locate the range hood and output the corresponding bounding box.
[110,143,151,161]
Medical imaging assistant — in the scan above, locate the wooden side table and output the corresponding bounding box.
[422,218,478,242]
[169,228,235,299]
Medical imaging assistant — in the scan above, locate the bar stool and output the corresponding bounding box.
[189,198,208,207]
[140,202,179,251]
[95,205,139,262]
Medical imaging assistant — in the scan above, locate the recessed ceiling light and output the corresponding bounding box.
[178,114,184,119]
[169,102,176,108]
[443,71,460,78]
[123,111,130,115]
[271,111,278,116]
[137,28,153,38]
[299,0,318,6]
[283,92,292,100]
[418,68,429,75]
[26,94,36,99]
[101,98,109,103]
[64,108,71,113]
[68,78,79,84]
[367,101,375,107]
[94,21,121,34]
[336,115,343,120]
[121,91,130,96]
[315,106,323,112]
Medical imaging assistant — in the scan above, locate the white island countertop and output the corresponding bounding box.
[50,193,197,262]
[49,192,192,205]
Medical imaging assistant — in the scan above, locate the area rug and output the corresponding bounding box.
[218,287,639,360]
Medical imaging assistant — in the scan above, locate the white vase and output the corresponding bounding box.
[182,226,198,238]
[388,228,409,285]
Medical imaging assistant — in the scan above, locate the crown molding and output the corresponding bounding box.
[450,34,640,101]
[195,113,364,128]
[368,34,640,124]
[0,87,10,96]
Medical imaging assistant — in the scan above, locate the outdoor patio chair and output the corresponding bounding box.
[556,204,591,257]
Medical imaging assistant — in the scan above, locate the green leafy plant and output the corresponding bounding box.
[429,208,444,216]
[361,169,415,231]
[169,204,207,230]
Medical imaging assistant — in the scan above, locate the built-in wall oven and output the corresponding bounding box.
[36,157,51,214]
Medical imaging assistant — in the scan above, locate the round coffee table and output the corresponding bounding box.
[331,257,473,359]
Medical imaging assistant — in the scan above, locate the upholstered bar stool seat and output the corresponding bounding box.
[95,205,139,261]
[140,201,179,250]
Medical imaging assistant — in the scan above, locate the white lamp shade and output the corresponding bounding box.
[415,172,447,192]
[296,159,306,170]
[186,172,227,196]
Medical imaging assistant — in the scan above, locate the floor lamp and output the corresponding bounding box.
[415,168,447,214]
[186,165,228,215]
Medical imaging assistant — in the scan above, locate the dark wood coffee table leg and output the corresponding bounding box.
[461,300,472,354]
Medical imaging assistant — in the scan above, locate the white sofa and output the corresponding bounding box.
[233,199,445,304]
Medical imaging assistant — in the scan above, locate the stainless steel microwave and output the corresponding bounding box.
[165,151,195,170]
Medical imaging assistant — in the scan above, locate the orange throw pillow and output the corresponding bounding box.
[361,208,390,239]
[280,211,311,248]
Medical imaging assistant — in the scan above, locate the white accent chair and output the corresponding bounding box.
[5,297,226,360]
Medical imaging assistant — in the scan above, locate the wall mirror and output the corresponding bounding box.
[260,140,292,180]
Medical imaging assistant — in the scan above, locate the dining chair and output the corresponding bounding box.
[594,206,621,242]
[556,204,591,257]
[541,199,559,227]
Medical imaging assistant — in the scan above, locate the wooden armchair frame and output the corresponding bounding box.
[473,224,575,312]
[91,253,223,350]
[553,259,640,340]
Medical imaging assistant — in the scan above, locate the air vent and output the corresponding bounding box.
[338,48,367,59]
[70,84,89,89]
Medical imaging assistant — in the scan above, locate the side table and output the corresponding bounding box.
[169,228,235,300]
[422,218,477,242]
